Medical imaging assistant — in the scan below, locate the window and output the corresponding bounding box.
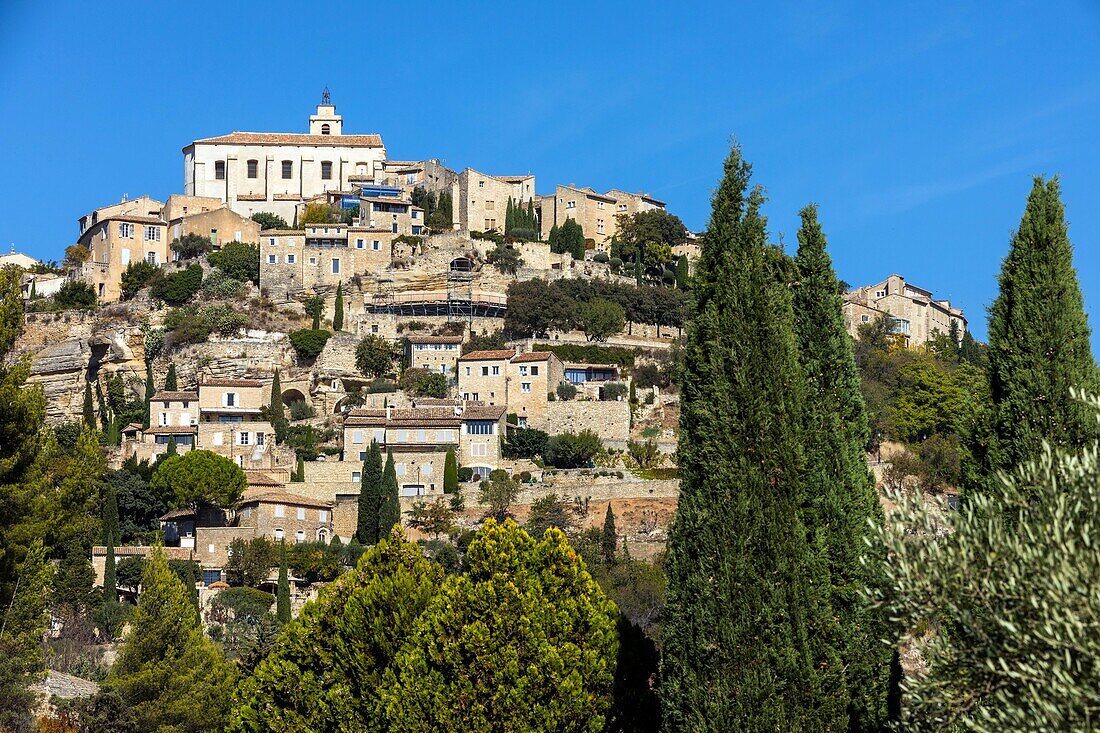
[874,290,886,298]
[286,254,296,264]
[397,463,406,476]
[121,248,131,266]
[269,237,276,246]
[478,180,485,188]
[522,382,531,393]
[597,219,605,234]
[441,430,454,443]
[274,504,285,518]
[267,254,278,264]
[159,412,168,426]
[319,509,329,522]
[321,123,330,135]
[257,432,265,445]
[467,421,495,435]
[119,222,134,238]
[281,160,293,179]
[391,223,398,234]
[484,219,497,230]
[519,366,528,376]
[352,430,364,443]
[225,392,237,407]
[417,429,426,442]
[212,432,224,446]
[397,430,408,443]
[239,432,250,446]
[331,258,341,274]
[481,366,490,377]
[215,161,226,180]
[485,200,495,210]
[274,528,284,541]
[356,238,364,249]
[374,429,385,443]
[297,507,305,520]
[465,366,471,376]
[566,200,576,209]
[470,443,487,457]
[861,315,870,323]
[358,451,367,461]
[309,257,317,265]
[491,366,500,376]
[372,240,380,251]
[296,530,305,543]
[321,161,333,180]
[247,159,258,178]
[144,226,161,242]
[531,365,539,376]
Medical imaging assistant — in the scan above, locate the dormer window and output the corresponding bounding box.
[214,161,226,180]
[321,123,331,135]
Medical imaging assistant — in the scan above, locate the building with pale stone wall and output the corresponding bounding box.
[0,246,40,270]
[457,349,566,430]
[76,211,169,303]
[605,189,666,218]
[538,185,618,248]
[405,333,463,374]
[183,93,387,225]
[166,204,261,250]
[456,168,537,233]
[78,195,164,237]
[843,274,967,347]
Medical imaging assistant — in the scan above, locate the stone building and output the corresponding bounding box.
[359,195,425,236]
[77,195,164,237]
[196,377,273,468]
[0,245,40,270]
[605,189,666,218]
[343,401,507,484]
[165,203,261,250]
[75,209,169,303]
[183,91,387,225]
[405,333,463,374]
[538,185,618,247]
[454,168,536,233]
[457,349,566,430]
[235,490,335,546]
[258,224,393,301]
[843,274,967,347]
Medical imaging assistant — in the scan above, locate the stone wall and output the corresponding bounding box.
[545,400,631,446]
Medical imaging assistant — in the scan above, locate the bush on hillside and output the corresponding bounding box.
[289,329,332,359]
[152,264,203,305]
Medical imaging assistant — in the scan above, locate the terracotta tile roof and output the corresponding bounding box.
[406,333,463,344]
[497,175,534,182]
[159,508,195,520]
[98,214,167,226]
[191,132,384,148]
[151,390,198,402]
[460,404,507,421]
[200,378,265,388]
[92,545,192,560]
[146,426,198,435]
[272,193,303,201]
[245,471,284,487]
[459,349,516,361]
[511,351,553,363]
[259,229,305,236]
[360,196,411,206]
[344,409,387,427]
[240,491,333,509]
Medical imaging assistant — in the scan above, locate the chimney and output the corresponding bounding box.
[386,404,392,420]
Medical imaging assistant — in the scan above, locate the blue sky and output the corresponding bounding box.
[1,1,1098,342]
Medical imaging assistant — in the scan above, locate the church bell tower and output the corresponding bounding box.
[309,87,342,135]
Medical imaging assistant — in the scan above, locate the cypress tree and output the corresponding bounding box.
[269,370,288,443]
[356,441,384,544]
[294,456,305,482]
[675,254,690,290]
[164,363,178,391]
[792,204,890,730]
[276,541,291,624]
[378,450,401,539]
[312,307,320,330]
[106,415,120,447]
[83,380,95,430]
[29,279,36,299]
[443,449,458,494]
[143,360,154,429]
[166,436,178,457]
[102,481,120,635]
[505,197,515,233]
[333,282,344,331]
[660,144,827,730]
[984,176,1099,495]
[601,503,617,565]
[95,378,109,431]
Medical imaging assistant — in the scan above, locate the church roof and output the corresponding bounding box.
[187,132,384,149]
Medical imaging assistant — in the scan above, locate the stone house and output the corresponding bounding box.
[455,168,537,233]
[358,195,425,236]
[75,211,169,303]
[77,195,164,237]
[343,401,507,484]
[258,226,392,301]
[457,349,566,430]
[235,490,334,546]
[165,203,261,251]
[196,377,274,468]
[538,185,618,247]
[405,333,463,374]
[605,189,666,218]
[183,94,387,225]
[843,274,967,347]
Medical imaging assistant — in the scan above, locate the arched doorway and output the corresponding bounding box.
[281,388,307,407]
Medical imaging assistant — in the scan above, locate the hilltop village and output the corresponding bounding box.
[5,93,968,592]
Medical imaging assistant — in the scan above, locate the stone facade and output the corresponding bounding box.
[538,185,617,246]
[545,399,631,447]
[405,333,462,374]
[183,98,387,224]
[843,274,967,347]
[456,168,536,233]
[457,349,566,429]
[76,213,169,303]
[167,205,261,249]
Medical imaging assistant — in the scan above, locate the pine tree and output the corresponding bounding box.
[95,378,109,431]
[143,360,155,429]
[164,363,178,391]
[83,380,95,429]
[378,451,401,539]
[984,176,1099,496]
[660,144,829,730]
[443,449,458,494]
[333,282,344,331]
[601,503,617,564]
[793,204,890,730]
[276,541,291,624]
[356,442,384,544]
[269,370,288,444]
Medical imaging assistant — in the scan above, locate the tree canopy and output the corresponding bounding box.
[150,449,246,511]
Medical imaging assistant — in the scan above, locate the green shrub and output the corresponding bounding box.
[503,427,549,459]
[52,280,98,310]
[152,264,203,305]
[533,342,637,367]
[544,430,602,468]
[251,212,289,230]
[120,261,160,299]
[288,400,315,421]
[592,252,610,264]
[457,467,473,482]
[365,378,397,394]
[556,383,578,401]
[205,305,248,336]
[170,233,212,260]
[601,382,628,401]
[289,329,332,359]
[211,586,275,620]
[201,269,246,298]
[209,242,260,285]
